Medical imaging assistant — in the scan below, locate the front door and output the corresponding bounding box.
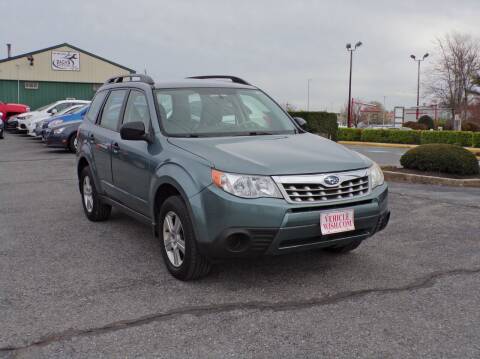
[91,89,127,195]
[110,90,152,215]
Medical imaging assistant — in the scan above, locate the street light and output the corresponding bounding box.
[346,41,362,127]
[410,53,429,120]
[307,78,312,111]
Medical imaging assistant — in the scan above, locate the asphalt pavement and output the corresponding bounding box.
[1,133,480,358]
[345,144,408,166]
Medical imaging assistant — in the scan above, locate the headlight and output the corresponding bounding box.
[49,120,63,127]
[369,162,384,189]
[53,127,66,134]
[21,115,33,120]
[211,169,282,199]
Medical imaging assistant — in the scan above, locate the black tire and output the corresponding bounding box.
[79,166,111,221]
[159,195,211,280]
[323,240,362,254]
[68,133,77,153]
[0,129,4,139]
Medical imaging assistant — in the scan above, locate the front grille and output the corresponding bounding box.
[273,169,370,204]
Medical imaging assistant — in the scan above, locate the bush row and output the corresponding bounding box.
[337,128,480,148]
[288,111,338,141]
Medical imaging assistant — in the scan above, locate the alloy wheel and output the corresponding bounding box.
[163,211,186,267]
[83,176,94,213]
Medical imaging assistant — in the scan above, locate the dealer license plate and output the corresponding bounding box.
[320,209,355,235]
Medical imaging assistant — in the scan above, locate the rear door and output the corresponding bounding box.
[110,90,152,215]
[90,89,128,196]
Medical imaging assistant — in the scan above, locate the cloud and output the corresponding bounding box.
[1,0,478,111]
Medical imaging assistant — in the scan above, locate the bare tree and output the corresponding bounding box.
[426,32,480,121]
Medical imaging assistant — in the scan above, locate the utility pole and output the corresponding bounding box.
[346,41,362,127]
[307,78,312,111]
[410,53,429,120]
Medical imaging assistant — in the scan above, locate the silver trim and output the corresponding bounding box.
[272,169,370,204]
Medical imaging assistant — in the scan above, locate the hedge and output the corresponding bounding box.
[337,128,479,148]
[361,128,421,144]
[400,144,479,175]
[288,111,338,140]
[474,133,480,148]
[337,128,362,141]
[420,130,473,147]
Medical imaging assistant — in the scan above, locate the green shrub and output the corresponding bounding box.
[420,130,473,147]
[418,115,434,129]
[473,133,480,148]
[337,128,362,141]
[360,128,420,144]
[288,111,338,140]
[403,121,427,130]
[400,144,479,175]
[462,121,480,132]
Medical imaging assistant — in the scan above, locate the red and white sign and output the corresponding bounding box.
[320,209,355,235]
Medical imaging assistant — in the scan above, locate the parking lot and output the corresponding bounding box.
[1,133,480,358]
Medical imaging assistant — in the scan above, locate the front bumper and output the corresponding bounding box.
[191,183,389,258]
[46,132,68,148]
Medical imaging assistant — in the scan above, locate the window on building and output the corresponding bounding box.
[24,82,39,90]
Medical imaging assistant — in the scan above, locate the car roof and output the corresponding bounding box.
[98,79,256,92]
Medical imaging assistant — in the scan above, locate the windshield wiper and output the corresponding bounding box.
[247,131,274,136]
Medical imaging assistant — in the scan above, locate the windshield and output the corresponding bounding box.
[35,104,52,111]
[154,88,296,137]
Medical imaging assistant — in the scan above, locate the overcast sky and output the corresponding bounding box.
[2,0,479,112]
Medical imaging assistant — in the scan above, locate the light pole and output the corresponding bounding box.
[307,78,312,111]
[410,53,429,120]
[346,41,362,127]
[15,64,20,103]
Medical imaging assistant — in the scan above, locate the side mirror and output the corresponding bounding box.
[49,108,58,115]
[120,121,147,141]
[293,117,307,130]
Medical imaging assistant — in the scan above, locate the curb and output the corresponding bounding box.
[338,141,416,149]
[338,141,480,159]
[383,170,480,188]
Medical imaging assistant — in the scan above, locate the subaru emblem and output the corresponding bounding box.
[323,175,340,187]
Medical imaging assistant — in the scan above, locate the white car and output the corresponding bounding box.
[17,100,90,136]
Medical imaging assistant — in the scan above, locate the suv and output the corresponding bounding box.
[77,75,390,280]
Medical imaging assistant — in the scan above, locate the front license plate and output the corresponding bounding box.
[320,209,355,235]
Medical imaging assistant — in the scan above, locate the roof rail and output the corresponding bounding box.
[106,74,154,85]
[187,75,251,86]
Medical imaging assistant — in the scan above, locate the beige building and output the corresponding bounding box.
[0,43,134,109]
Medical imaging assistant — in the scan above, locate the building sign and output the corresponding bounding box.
[51,51,80,71]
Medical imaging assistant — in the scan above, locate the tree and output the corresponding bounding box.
[426,32,480,121]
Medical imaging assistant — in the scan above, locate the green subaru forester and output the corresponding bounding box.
[77,75,390,280]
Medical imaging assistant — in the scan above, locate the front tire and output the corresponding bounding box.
[68,133,77,153]
[159,196,211,280]
[79,166,111,221]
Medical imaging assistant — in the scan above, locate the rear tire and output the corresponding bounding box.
[79,166,111,221]
[323,240,362,254]
[159,195,211,280]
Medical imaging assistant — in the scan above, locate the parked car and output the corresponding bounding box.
[77,74,390,281]
[0,102,30,122]
[0,114,4,139]
[45,120,82,152]
[16,100,90,135]
[34,104,87,138]
[39,105,89,139]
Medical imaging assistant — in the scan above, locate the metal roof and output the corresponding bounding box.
[0,42,135,73]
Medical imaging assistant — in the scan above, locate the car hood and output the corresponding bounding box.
[168,133,371,175]
[17,111,39,119]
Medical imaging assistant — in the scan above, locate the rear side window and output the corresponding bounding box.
[99,90,127,131]
[85,91,107,123]
[123,90,151,131]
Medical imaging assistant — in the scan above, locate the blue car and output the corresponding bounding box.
[39,105,89,140]
[45,120,82,152]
